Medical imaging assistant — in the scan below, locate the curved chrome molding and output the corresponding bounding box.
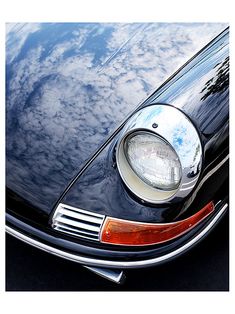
[116,104,202,203]
[5,203,227,269]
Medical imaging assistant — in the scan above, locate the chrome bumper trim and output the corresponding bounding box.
[84,266,126,284]
[6,203,227,269]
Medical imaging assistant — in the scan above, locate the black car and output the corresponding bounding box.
[6,23,229,284]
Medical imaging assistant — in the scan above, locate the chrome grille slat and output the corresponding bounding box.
[53,222,98,236]
[58,204,104,218]
[55,229,98,240]
[52,203,105,242]
[54,226,98,240]
[59,208,102,225]
[56,216,100,232]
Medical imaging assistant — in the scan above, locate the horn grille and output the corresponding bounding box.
[52,203,105,241]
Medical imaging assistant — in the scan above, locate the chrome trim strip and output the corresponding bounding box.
[84,266,126,284]
[5,203,227,269]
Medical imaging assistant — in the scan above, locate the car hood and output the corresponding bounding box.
[6,23,227,214]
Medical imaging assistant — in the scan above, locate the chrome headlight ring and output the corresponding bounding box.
[116,104,203,204]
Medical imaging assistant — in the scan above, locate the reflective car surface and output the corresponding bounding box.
[6,23,229,283]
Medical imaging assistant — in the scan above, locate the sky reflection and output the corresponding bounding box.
[6,23,227,212]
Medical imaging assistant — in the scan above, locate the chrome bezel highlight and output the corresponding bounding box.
[116,104,203,204]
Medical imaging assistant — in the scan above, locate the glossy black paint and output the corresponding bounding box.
[6,24,229,261]
[6,23,227,215]
[146,32,229,135]
[6,158,228,261]
[60,135,228,223]
[60,28,229,222]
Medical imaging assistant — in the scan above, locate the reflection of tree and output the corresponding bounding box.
[200,56,229,101]
[193,144,200,163]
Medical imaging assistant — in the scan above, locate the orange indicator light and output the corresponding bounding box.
[101,201,214,246]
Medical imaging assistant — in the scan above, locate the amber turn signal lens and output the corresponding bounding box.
[100,201,214,246]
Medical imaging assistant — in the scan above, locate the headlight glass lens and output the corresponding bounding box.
[124,132,182,190]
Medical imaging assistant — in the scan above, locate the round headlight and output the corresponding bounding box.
[116,104,202,204]
[124,131,182,190]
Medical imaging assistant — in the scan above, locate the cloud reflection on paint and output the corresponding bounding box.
[6,23,227,212]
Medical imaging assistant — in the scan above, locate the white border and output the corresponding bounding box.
[1,1,234,313]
